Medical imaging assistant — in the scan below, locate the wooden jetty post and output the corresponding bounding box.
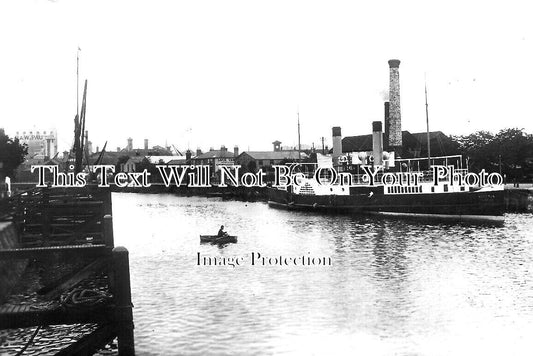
[104,214,114,248]
[113,246,135,355]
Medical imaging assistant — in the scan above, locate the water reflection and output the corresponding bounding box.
[112,193,533,355]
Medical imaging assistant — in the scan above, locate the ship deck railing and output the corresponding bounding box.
[298,168,471,187]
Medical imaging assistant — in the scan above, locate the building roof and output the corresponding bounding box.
[117,147,173,156]
[239,151,308,160]
[342,135,374,152]
[407,131,459,157]
[167,158,188,165]
[145,156,181,164]
[342,130,459,158]
[193,150,235,160]
[124,156,146,164]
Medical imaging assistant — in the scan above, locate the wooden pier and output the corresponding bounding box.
[0,186,134,355]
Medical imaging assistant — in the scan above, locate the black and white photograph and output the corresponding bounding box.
[1,0,532,355]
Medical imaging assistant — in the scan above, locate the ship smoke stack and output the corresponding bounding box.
[332,126,342,167]
[384,101,390,150]
[388,59,402,155]
[372,121,383,166]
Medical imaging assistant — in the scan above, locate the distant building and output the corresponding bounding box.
[120,156,146,173]
[236,151,308,172]
[235,141,308,172]
[14,128,58,159]
[145,156,183,165]
[117,138,172,156]
[191,146,236,172]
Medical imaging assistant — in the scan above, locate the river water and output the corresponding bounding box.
[112,193,533,356]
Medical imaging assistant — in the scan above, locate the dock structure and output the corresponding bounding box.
[0,186,134,355]
[504,185,533,212]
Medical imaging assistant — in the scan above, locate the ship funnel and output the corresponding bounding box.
[332,126,342,167]
[372,121,383,166]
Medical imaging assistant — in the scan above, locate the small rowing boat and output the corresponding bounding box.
[200,235,238,244]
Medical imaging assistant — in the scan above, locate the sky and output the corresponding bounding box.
[0,0,532,153]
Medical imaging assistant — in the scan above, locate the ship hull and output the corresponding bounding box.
[267,187,505,222]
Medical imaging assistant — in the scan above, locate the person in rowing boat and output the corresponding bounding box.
[218,225,228,237]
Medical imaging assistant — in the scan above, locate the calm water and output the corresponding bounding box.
[112,193,533,356]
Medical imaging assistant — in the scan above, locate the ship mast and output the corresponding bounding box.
[77,47,80,117]
[425,76,431,170]
[297,107,301,162]
[74,80,88,174]
[73,47,88,174]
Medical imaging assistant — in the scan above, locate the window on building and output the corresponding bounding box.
[258,160,263,166]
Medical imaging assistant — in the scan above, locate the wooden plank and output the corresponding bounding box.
[20,232,103,240]
[0,304,113,329]
[55,323,116,356]
[0,244,109,260]
[41,256,110,299]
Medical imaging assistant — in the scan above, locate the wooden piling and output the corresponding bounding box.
[112,246,135,355]
[103,215,114,248]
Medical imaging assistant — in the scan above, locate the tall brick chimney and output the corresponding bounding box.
[127,137,133,152]
[144,139,148,150]
[234,146,239,157]
[388,59,402,155]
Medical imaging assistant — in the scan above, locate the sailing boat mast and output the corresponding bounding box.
[77,47,80,117]
[297,108,301,162]
[75,80,88,174]
[73,47,88,174]
[425,77,431,170]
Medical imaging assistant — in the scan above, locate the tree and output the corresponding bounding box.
[493,128,533,180]
[451,128,533,181]
[0,129,28,178]
[450,131,495,172]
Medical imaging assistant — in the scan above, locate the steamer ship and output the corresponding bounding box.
[267,156,505,223]
[267,59,505,222]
